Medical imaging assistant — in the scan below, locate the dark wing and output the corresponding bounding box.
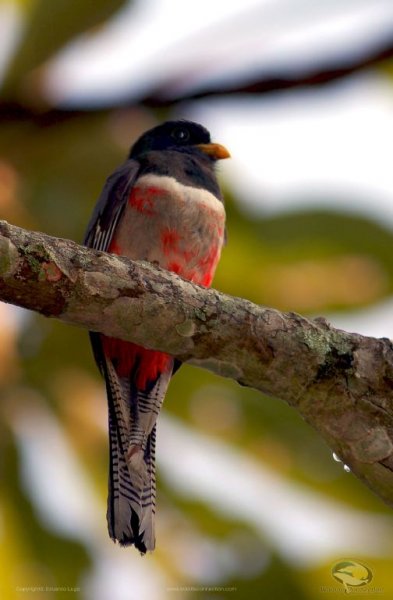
[84,159,140,373]
[84,158,172,551]
[84,159,140,251]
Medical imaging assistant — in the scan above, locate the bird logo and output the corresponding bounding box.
[331,560,373,593]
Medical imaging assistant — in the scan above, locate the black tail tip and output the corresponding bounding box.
[110,533,147,555]
[109,512,148,555]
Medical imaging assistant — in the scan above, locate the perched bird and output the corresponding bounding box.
[84,120,229,553]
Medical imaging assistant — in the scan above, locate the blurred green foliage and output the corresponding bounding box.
[3,0,129,98]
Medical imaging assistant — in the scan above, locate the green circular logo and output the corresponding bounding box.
[332,560,373,592]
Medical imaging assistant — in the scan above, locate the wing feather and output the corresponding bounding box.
[84,159,140,252]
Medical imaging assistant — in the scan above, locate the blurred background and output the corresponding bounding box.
[1,0,393,598]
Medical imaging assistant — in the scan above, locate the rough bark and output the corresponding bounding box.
[1,219,393,507]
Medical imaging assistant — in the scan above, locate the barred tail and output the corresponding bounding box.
[103,356,171,553]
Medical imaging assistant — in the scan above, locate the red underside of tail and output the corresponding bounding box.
[102,336,172,388]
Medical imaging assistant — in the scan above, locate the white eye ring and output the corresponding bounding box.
[171,127,190,142]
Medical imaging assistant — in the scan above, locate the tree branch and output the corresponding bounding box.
[1,219,393,507]
[1,35,393,121]
[141,35,393,108]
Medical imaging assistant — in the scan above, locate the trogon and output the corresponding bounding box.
[84,120,230,553]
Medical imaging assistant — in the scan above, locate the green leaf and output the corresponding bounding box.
[3,0,129,98]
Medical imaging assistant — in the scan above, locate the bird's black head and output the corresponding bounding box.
[129,120,230,161]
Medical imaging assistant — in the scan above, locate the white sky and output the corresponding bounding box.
[192,74,393,223]
[2,0,393,227]
[44,0,393,105]
[39,0,393,226]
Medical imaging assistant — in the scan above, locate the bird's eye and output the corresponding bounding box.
[171,127,190,143]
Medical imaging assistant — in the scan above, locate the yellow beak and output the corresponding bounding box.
[196,143,231,160]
